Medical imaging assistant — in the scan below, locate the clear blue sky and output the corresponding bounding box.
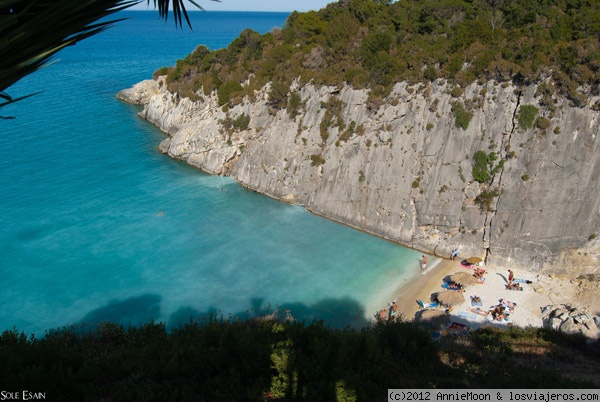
[130,0,334,12]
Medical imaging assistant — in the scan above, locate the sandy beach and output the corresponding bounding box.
[384,257,600,334]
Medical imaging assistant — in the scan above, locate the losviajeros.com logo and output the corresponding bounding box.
[0,390,46,400]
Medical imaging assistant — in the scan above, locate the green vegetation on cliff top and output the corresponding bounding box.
[158,0,600,108]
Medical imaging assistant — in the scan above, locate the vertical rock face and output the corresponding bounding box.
[117,77,600,274]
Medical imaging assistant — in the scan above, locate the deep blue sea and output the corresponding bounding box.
[0,11,432,336]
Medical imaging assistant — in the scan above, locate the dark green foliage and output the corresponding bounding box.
[452,101,473,130]
[287,91,303,119]
[518,104,539,129]
[162,0,600,109]
[0,319,597,400]
[472,151,491,183]
[472,151,504,184]
[153,66,171,80]
[268,80,291,111]
[217,80,243,106]
[2,0,199,105]
[220,113,250,133]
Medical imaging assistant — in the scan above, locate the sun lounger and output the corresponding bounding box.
[417,299,439,309]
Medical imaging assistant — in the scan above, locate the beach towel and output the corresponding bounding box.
[467,307,489,317]
[514,278,532,284]
[489,315,510,324]
[499,300,516,312]
[507,286,523,291]
[447,322,469,333]
[458,311,478,320]
[417,299,439,309]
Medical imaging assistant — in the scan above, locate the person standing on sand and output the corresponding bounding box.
[508,269,514,285]
[421,255,427,271]
[451,248,459,261]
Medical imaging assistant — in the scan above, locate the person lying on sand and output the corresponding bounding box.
[499,299,516,312]
[505,282,523,291]
[491,305,506,321]
[446,281,463,290]
[473,267,485,279]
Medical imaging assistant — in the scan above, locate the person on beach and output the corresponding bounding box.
[451,248,459,261]
[389,301,397,319]
[508,269,514,285]
[421,255,427,271]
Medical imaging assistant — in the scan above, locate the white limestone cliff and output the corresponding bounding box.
[117,77,600,274]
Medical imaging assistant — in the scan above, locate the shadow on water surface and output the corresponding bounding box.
[79,294,162,328]
[166,296,369,329]
[78,294,369,331]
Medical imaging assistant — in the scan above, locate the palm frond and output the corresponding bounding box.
[0,0,140,93]
[0,0,219,102]
[150,0,221,29]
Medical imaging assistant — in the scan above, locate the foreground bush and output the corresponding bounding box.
[1,319,598,401]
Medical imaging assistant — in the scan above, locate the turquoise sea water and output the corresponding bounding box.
[0,11,431,336]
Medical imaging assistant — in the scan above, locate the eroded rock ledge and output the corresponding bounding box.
[117,78,600,275]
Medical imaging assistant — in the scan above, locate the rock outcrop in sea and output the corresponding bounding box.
[117,77,600,275]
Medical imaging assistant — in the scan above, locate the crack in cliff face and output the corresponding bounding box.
[483,89,522,264]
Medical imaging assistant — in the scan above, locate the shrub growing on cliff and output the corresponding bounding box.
[451,101,473,130]
[475,188,500,212]
[310,153,325,166]
[287,91,302,119]
[517,104,539,129]
[217,81,243,106]
[536,116,551,130]
[153,66,171,80]
[472,151,490,183]
[472,151,504,183]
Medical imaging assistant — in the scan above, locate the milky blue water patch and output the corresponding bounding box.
[0,11,431,336]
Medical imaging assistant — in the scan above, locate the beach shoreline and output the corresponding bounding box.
[378,257,600,336]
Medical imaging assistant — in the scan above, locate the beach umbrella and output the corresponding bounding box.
[416,309,450,329]
[435,290,465,306]
[449,271,478,286]
[466,257,483,264]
